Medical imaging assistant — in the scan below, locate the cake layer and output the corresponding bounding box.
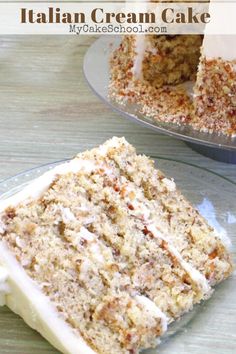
[193,57,236,135]
[0,137,233,354]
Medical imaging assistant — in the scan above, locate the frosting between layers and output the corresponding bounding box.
[132,35,147,79]
[94,151,211,296]
[117,179,211,295]
[135,295,168,333]
[131,0,149,80]
[148,224,211,295]
[99,139,212,293]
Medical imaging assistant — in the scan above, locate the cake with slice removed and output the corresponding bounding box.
[110,32,236,135]
[0,137,233,354]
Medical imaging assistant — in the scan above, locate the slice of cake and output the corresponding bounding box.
[0,137,233,354]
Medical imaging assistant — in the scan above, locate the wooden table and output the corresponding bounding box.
[0,36,235,353]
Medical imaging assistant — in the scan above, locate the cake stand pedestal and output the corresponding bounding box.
[186,143,236,164]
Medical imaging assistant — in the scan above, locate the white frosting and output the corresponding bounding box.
[135,295,168,333]
[132,35,147,79]
[0,266,8,283]
[0,266,9,306]
[0,241,96,354]
[0,158,97,213]
[0,220,6,234]
[130,0,156,81]
[203,35,236,62]
[147,224,211,295]
[132,35,160,80]
[113,179,210,295]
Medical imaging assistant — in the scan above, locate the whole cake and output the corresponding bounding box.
[110,33,236,136]
[0,137,233,354]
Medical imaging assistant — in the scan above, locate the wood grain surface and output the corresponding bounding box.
[0,36,235,354]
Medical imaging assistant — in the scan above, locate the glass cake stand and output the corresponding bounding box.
[83,36,236,164]
[0,159,235,353]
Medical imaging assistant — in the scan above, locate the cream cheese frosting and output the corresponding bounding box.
[0,241,96,354]
[0,265,9,306]
[203,35,236,61]
[135,295,168,333]
[148,224,211,295]
[132,35,147,80]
